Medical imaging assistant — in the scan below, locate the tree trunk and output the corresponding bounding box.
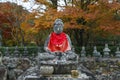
[64,0,67,6]
[19,27,25,46]
[73,29,82,46]
[79,29,84,46]
[50,0,58,9]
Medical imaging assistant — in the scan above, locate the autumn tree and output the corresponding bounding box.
[22,0,120,46]
[30,0,98,46]
[0,2,30,46]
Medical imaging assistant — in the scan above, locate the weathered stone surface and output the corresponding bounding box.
[0,65,7,80]
[17,58,31,71]
[25,77,48,80]
[40,61,78,74]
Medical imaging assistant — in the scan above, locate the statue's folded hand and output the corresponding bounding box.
[66,50,73,54]
[44,47,49,52]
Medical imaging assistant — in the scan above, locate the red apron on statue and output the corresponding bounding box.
[48,32,71,52]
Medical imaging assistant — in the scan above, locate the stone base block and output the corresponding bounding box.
[41,61,78,74]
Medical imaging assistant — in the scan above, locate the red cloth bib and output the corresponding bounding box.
[48,32,71,52]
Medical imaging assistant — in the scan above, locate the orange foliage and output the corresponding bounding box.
[27,0,120,36]
[0,2,29,40]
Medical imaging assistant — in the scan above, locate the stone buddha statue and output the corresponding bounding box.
[44,19,72,53]
[43,19,77,61]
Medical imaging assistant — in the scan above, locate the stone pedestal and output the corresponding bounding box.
[40,61,78,74]
[25,77,48,80]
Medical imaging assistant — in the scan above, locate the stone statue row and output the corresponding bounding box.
[81,43,120,58]
[0,44,119,59]
[2,46,30,58]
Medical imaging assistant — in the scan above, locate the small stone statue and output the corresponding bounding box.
[93,46,98,56]
[23,46,29,57]
[4,47,10,57]
[115,47,120,58]
[93,46,101,57]
[103,43,110,57]
[43,19,77,60]
[13,46,20,57]
[81,46,86,57]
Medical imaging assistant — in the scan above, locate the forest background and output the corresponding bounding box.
[0,0,120,55]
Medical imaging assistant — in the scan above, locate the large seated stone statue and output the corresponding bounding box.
[38,19,78,61]
[38,19,78,74]
[44,19,72,53]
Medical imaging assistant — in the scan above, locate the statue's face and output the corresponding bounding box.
[53,21,63,34]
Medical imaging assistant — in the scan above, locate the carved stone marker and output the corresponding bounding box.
[13,46,20,57]
[103,44,110,57]
[4,47,10,57]
[115,47,120,58]
[23,47,29,57]
[81,46,86,57]
[93,46,101,57]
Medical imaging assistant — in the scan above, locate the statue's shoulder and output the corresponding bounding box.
[49,32,53,37]
[61,32,68,35]
[64,33,70,37]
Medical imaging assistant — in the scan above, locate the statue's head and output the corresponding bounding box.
[53,19,64,34]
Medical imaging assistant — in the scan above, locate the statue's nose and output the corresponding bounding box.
[57,28,60,31]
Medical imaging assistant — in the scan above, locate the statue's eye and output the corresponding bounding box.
[55,24,61,26]
[58,23,61,25]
